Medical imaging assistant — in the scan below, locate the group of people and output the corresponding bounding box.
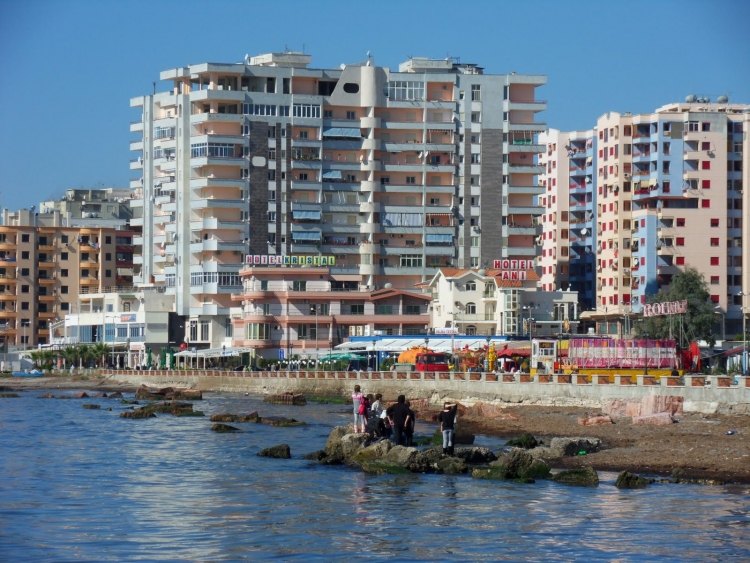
[351,385,459,453]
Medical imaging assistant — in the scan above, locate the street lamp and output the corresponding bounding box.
[424,336,430,349]
[371,338,377,371]
[714,305,725,342]
[643,331,649,376]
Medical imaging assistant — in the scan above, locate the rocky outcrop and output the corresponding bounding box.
[261,416,306,427]
[0,392,20,398]
[263,392,306,405]
[74,392,89,399]
[135,385,202,401]
[120,410,155,419]
[108,391,123,399]
[632,412,673,426]
[578,413,613,426]
[140,401,204,417]
[303,450,328,461]
[603,396,683,418]
[486,448,551,481]
[453,447,497,464]
[551,466,599,487]
[210,412,262,423]
[39,393,55,398]
[211,423,240,433]
[258,444,291,458]
[615,471,655,489]
[82,404,100,410]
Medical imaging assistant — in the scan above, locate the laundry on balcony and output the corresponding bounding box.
[425,234,453,243]
[586,156,593,165]
[292,210,322,220]
[292,231,321,241]
[323,127,362,139]
[322,170,343,180]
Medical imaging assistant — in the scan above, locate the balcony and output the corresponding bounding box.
[80,243,100,252]
[38,294,55,302]
[38,310,56,320]
[80,277,99,286]
[0,240,17,251]
[190,239,246,253]
[0,310,17,319]
[507,99,547,112]
[80,260,100,268]
[507,164,545,175]
[38,277,56,285]
[189,197,248,211]
[0,293,16,300]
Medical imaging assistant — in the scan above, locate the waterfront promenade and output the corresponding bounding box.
[101,369,750,414]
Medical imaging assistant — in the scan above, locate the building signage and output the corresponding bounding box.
[120,314,137,322]
[643,300,688,318]
[493,260,534,270]
[245,255,337,266]
[434,327,459,335]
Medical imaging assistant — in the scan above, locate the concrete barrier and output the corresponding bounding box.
[100,369,750,414]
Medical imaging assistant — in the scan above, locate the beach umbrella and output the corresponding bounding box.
[160,347,167,369]
[146,348,152,368]
[169,348,175,368]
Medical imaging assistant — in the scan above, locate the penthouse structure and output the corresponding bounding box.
[130,51,546,348]
[0,209,135,349]
[540,100,750,337]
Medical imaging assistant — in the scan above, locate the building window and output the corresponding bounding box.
[710,276,720,285]
[61,252,68,260]
[710,218,719,227]
[471,84,481,101]
[200,321,209,341]
[61,286,68,294]
[710,257,719,266]
[701,161,711,170]
[350,304,364,315]
[465,302,477,315]
[21,268,29,276]
[21,234,29,243]
[21,251,29,259]
[105,236,111,244]
[21,302,29,310]
[225,318,233,338]
[702,179,711,189]
[470,112,481,123]
[245,323,270,340]
[60,302,70,311]
[676,257,685,265]
[61,269,68,277]
[21,285,29,293]
[387,81,425,101]
[465,281,477,291]
[61,235,68,244]
[702,122,711,132]
[189,321,198,342]
[710,238,719,246]
[400,255,423,268]
[702,200,711,208]
[676,238,685,246]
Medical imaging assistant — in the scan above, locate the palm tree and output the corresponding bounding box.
[78,344,93,369]
[40,350,56,370]
[28,350,43,369]
[61,346,79,370]
[91,342,111,368]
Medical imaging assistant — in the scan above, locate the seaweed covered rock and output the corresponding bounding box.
[490,448,551,480]
[506,433,539,449]
[551,466,599,487]
[434,456,469,475]
[0,392,20,398]
[120,410,156,419]
[453,446,497,464]
[615,471,655,489]
[258,444,291,458]
[82,404,100,410]
[108,391,123,399]
[430,427,476,446]
[135,385,202,402]
[303,450,328,461]
[211,423,240,433]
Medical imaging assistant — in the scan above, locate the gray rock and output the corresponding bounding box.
[383,446,432,473]
[548,437,601,457]
[490,448,551,480]
[434,457,469,475]
[324,426,350,459]
[211,423,239,433]
[258,444,291,459]
[303,450,328,461]
[615,471,655,489]
[551,466,599,487]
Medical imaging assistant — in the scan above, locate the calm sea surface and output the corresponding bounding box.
[1,388,749,562]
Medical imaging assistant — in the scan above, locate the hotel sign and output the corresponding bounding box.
[492,259,534,280]
[643,300,688,318]
[245,255,337,266]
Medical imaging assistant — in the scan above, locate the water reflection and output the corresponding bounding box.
[0,390,749,562]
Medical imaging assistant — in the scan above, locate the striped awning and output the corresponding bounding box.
[323,127,362,139]
[425,234,453,243]
[322,170,343,180]
[292,210,321,220]
[292,231,321,241]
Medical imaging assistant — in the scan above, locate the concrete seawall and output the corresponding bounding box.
[102,370,750,415]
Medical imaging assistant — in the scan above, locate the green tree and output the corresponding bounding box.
[635,267,717,347]
[61,346,79,370]
[91,342,111,368]
[78,344,94,368]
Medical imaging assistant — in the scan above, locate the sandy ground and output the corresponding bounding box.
[4,375,749,483]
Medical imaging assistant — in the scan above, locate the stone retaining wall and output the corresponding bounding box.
[101,370,750,414]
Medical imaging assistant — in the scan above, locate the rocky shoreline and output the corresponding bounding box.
[3,375,748,484]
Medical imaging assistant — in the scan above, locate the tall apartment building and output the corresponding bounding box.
[130,51,546,348]
[0,209,134,349]
[539,129,597,310]
[540,100,749,337]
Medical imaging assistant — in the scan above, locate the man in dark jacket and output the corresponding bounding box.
[386,395,411,446]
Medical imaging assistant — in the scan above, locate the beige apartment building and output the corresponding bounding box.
[230,266,432,360]
[540,100,749,337]
[0,209,134,349]
[130,50,546,349]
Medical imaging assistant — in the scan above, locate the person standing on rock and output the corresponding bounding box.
[352,385,366,433]
[438,402,459,456]
[404,400,416,447]
[386,395,411,446]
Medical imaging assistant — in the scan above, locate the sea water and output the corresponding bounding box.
[1,389,749,562]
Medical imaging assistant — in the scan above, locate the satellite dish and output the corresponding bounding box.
[685,94,697,103]
[717,95,729,104]
[581,228,588,236]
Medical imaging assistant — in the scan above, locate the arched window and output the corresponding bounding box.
[465,302,477,315]
[466,325,477,336]
[465,281,476,291]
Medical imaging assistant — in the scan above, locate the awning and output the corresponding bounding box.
[425,234,453,243]
[175,346,254,358]
[323,127,362,139]
[322,170,343,180]
[292,231,321,241]
[293,210,321,220]
[119,295,137,299]
[331,274,361,281]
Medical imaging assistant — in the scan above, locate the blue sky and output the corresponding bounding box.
[0,0,748,213]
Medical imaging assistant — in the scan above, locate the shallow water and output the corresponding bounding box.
[1,389,749,562]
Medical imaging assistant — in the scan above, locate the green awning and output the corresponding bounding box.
[119,295,137,299]
[323,127,362,139]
